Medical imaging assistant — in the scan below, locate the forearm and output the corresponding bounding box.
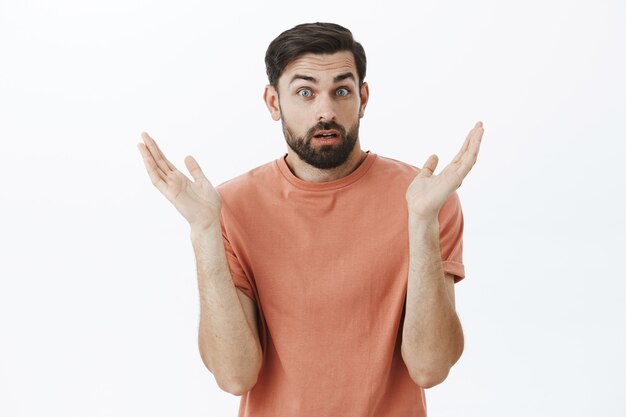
[191,225,262,395]
[401,215,464,388]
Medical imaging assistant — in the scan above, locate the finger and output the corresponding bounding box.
[137,141,167,180]
[452,121,483,164]
[140,132,168,174]
[141,132,174,174]
[151,136,177,172]
[451,130,473,164]
[137,143,169,193]
[184,155,208,182]
[455,128,482,179]
[418,154,439,178]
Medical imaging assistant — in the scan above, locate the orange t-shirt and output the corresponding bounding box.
[217,151,464,417]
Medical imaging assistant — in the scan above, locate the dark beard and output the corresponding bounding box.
[282,120,359,169]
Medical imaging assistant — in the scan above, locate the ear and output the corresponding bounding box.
[358,82,369,118]
[263,84,281,121]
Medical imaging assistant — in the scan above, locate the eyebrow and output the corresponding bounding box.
[334,72,356,83]
[289,72,356,85]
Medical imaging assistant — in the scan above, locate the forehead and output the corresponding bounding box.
[279,51,357,86]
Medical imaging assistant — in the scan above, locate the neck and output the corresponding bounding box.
[284,144,367,183]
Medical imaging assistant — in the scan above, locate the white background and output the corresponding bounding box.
[1,0,625,416]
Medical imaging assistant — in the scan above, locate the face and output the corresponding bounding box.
[264,51,369,169]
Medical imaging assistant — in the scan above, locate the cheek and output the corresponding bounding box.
[280,102,310,124]
[338,103,361,120]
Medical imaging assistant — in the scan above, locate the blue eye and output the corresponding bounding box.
[336,87,349,96]
[298,89,312,97]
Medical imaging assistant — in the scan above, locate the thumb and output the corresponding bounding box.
[184,155,208,182]
[418,154,438,177]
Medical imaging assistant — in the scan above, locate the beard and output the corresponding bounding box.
[281,118,360,170]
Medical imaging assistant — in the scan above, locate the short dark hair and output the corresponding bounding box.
[265,22,367,88]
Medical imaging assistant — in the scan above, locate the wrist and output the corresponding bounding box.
[408,212,439,229]
[408,215,440,245]
[190,222,221,241]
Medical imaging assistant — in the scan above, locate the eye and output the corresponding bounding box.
[297,88,312,97]
[335,87,350,97]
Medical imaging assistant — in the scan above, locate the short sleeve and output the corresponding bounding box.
[438,191,465,283]
[220,214,257,302]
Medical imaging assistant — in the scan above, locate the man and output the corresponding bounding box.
[137,22,483,417]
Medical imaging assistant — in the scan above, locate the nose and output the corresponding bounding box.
[315,94,337,122]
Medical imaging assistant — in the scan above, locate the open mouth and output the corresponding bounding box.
[313,130,339,139]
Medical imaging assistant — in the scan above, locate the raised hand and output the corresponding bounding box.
[137,132,222,231]
[406,121,484,219]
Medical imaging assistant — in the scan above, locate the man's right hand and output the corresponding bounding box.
[138,132,262,393]
[137,132,221,231]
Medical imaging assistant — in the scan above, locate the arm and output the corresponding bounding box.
[401,121,484,388]
[401,216,463,388]
[192,225,263,396]
[137,132,262,395]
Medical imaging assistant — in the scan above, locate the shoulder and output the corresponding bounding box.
[372,154,462,211]
[216,159,278,198]
[367,154,423,189]
[215,158,285,218]
[372,154,421,177]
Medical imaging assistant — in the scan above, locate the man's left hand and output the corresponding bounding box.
[406,121,484,219]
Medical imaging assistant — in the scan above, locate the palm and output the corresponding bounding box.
[163,167,220,213]
[406,122,484,219]
[138,132,221,229]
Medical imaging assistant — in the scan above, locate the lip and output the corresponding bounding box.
[313,136,339,145]
[313,129,340,137]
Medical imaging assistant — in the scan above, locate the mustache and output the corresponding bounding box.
[305,121,347,140]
